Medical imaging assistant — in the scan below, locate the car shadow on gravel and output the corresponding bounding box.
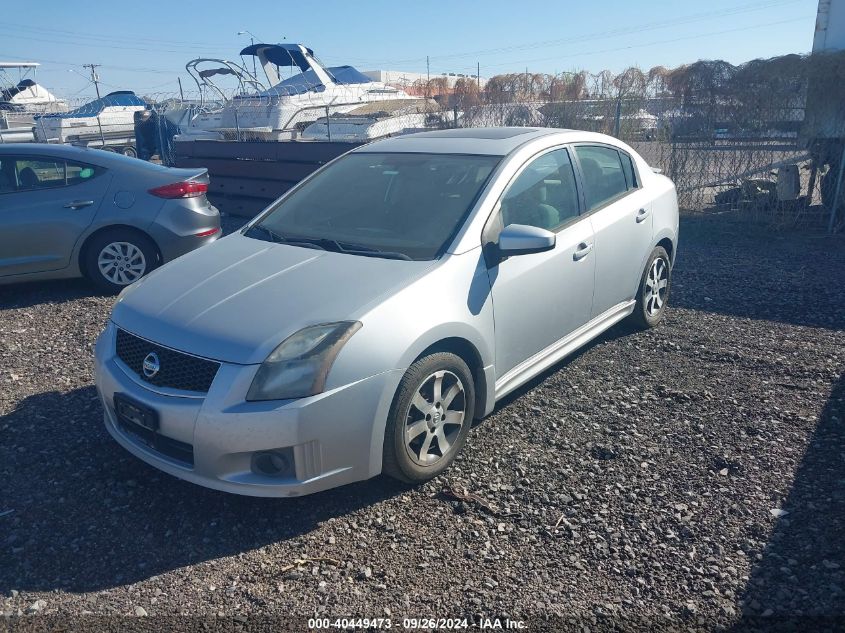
[737,371,845,622]
[670,214,845,330]
[0,386,409,594]
[0,278,107,310]
[480,319,638,419]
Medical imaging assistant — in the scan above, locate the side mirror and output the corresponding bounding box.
[497,223,556,257]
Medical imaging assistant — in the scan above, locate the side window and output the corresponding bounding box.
[500,148,579,231]
[14,158,67,191]
[620,151,638,190]
[65,160,102,185]
[574,145,628,211]
[0,157,102,193]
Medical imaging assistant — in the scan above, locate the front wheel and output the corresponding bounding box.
[630,246,672,329]
[382,352,475,484]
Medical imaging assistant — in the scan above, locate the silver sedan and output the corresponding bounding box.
[0,144,220,292]
[94,127,679,496]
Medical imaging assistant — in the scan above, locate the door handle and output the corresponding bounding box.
[64,200,94,210]
[635,207,651,223]
[573,242,593,261]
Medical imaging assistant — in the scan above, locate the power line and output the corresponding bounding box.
[478,15,814,71]
[344,0,806,67]
[0,21,230,49]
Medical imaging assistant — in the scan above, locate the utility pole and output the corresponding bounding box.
[477,62,480,89]
[83,63,107,149]
[426,55,430,103]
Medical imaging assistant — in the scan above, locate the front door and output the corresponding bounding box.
[487,147,596,377]
[0,155,110,277]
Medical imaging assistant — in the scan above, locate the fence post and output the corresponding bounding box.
[613,98,622,138]
[828,142,845,233]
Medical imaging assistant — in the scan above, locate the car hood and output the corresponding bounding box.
[111,232,434,364]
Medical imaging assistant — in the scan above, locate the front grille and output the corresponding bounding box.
[115,328,220,393]
[115,414,195,466]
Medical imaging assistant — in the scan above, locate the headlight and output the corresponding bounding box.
[246,321,362,401]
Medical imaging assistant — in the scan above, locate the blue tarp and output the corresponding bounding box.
[35,91,146,119]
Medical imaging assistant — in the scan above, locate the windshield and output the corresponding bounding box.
[247,152,500,260]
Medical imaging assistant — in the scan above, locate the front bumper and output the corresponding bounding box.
[94,323,401,497]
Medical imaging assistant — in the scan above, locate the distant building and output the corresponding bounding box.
[362,70,487,96]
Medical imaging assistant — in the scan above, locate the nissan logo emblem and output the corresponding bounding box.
[142,352,160,379]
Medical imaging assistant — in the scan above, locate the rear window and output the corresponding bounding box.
[620,151,639,190]
[0,156,104,194]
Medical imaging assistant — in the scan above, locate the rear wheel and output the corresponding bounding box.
[382,352,475,484]
[83,229,159,293]
[630,246,671,329]
[120,146,138,158]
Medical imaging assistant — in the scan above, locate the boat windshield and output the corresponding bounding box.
[246,152,500,260]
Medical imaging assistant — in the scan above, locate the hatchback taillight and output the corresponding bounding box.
[148,181,208,199]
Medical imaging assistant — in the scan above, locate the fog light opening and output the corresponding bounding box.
[251,451,291,477]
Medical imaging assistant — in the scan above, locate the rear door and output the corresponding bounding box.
[573,144,653,317]
[0,155,110,277]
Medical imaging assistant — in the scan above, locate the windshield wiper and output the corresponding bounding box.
[328,240,414,261]
[245,228,413,260]
[342,247,413,261]
[244,224,285,243]
[245,226,328,251]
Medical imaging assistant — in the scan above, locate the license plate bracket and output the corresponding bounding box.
[114,393,159,432]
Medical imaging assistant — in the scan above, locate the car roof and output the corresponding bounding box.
[0,143,109,159]
[0,143,172,171]
[357,127,578,156]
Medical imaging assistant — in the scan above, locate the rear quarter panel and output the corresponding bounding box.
[650,173,680,265]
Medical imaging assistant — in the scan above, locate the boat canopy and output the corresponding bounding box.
[36,91,146,119]
[239,43,315,70]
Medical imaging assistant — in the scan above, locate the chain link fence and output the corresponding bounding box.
[6,52,844,229]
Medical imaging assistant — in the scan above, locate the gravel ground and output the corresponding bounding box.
[1,212,844,630]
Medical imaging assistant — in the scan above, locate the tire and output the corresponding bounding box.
[83,229,159,293]
[382,352,475,484]
[121,146,138,158]
[630,246,672,329]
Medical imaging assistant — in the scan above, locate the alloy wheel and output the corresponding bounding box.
[404,370,466,467]
[645,256,669,317]
[97,241,147,286]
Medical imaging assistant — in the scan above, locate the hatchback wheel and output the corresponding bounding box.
[631,246,671,329]
[84,230,158,293]
[383,352,475,483]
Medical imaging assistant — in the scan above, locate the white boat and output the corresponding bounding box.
[173,43,421,143]
[300,99,435,142]
[33,91,147,153]
[0,62,67,142]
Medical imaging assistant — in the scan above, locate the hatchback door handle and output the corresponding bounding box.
[635,207,651,223]
[64,200,94,210]
[573,242,593,261]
